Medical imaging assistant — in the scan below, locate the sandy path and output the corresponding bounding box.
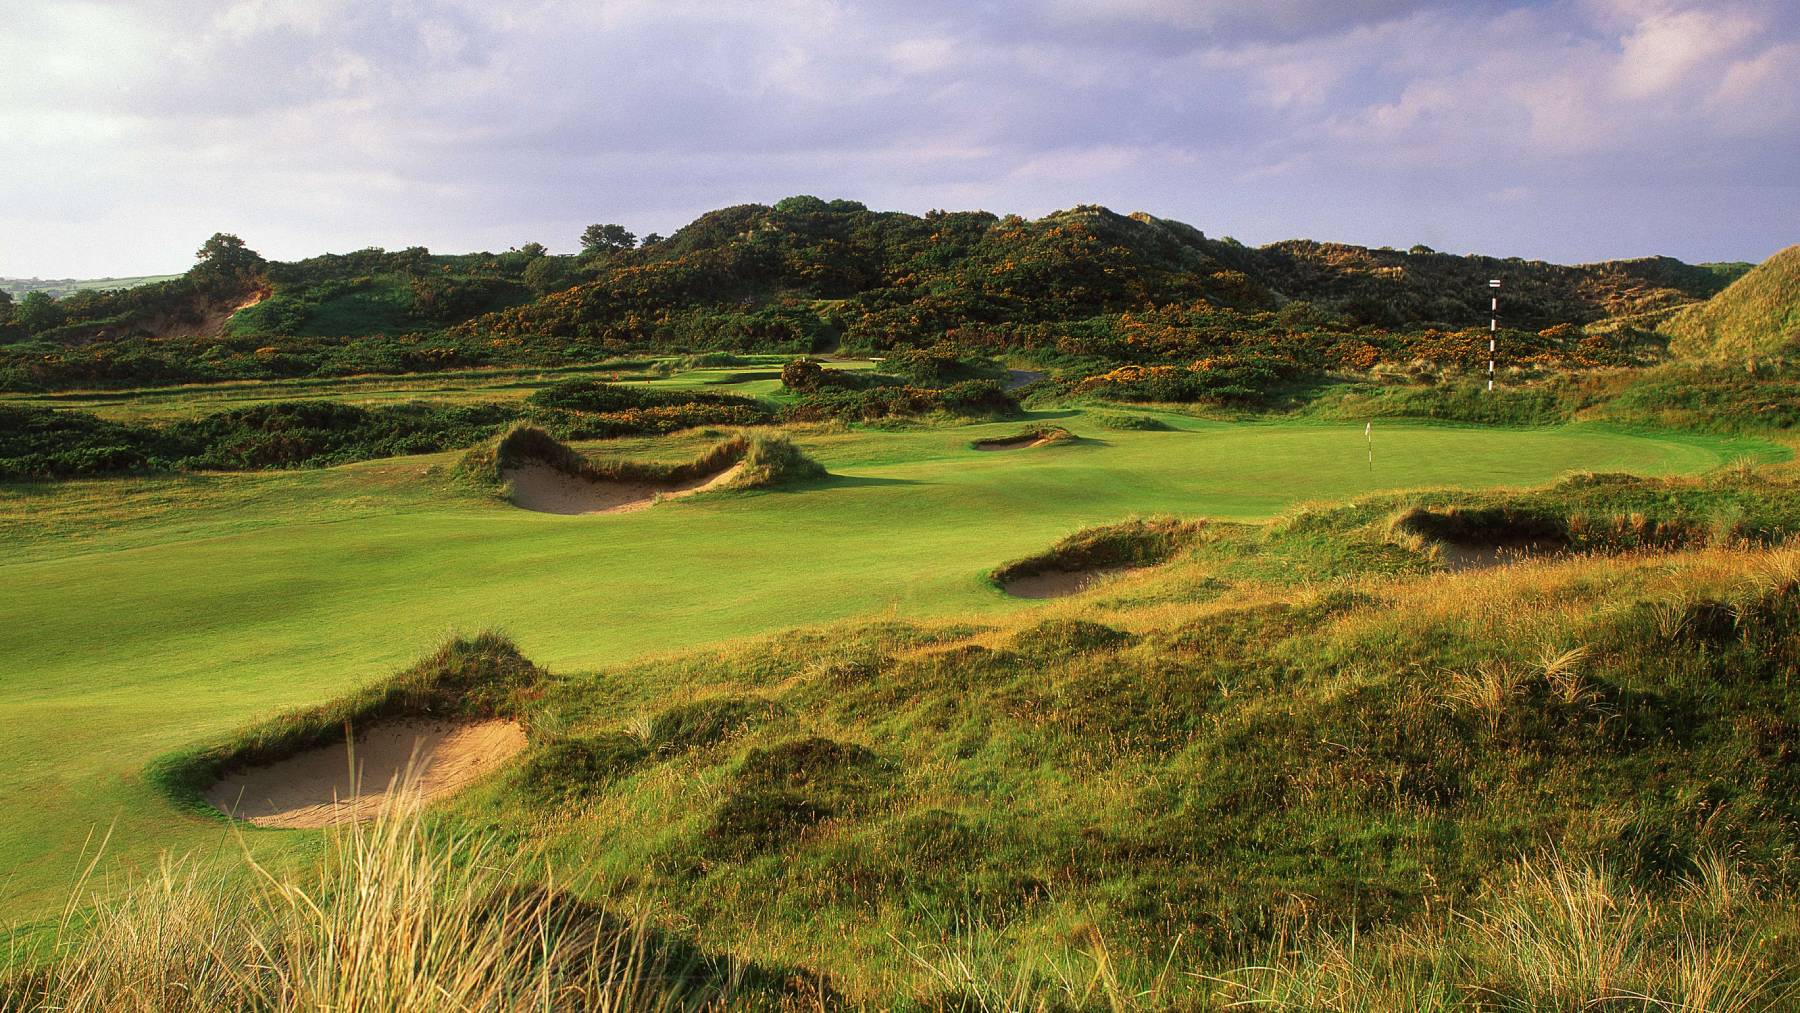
[505,462,744,515]
[1003,567,1141,599]
[205,718,527,828]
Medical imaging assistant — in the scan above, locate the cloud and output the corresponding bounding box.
[0,0,1795,276]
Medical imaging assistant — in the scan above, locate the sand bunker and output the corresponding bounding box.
[205,718,527,828]
[506,461,744,515]
[973,434,1058,452]
[1003,369,1047,390]
[1004,567,1141,599]
[1437,541,1564,573]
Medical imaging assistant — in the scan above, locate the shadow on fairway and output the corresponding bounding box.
[809,474,924,490]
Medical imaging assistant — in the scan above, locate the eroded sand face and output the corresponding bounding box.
[973,435,1057,452]
[505,462,744,515]
[205,718,527,828]
[1002,567,1141,599]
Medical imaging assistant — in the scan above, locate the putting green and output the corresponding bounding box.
[0,413,1769,923]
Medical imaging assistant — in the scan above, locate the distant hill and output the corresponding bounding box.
[468,201,1747,349]
[0,274,183,299]
[1663,245,1800,363]
[0,198,1779,392]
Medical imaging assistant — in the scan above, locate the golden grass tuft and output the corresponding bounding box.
[1,787,733,1012]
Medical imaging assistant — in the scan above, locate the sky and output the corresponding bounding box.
[1,0,1796,278]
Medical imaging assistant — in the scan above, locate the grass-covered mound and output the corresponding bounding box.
[456,424,824,500]
[149,632,544,816]
[1665,244,1800,364]
[429,526,1800,1006]
[1092,411,1171,430]
[990,516,1206,587]
[968,424,1076,450]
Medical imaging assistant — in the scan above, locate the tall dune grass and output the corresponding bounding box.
[0,803,750,1012]
[1203,853,1791,1012]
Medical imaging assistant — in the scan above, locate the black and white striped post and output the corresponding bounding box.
[1487,278,1501,391]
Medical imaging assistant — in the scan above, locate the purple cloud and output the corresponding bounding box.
[0,0,1793,277]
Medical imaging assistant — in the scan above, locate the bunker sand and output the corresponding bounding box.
[1003,567,1144,599]
[506,461,744,515]
[973,435,1058,452]
[205,718,527,828]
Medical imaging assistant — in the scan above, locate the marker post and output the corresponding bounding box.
[1488,279,1500,392]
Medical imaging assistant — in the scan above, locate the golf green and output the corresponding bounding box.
[0,413,1770,923]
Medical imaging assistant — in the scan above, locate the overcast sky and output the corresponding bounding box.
[1,0,1795,278]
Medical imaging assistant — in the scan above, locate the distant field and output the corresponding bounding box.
[0,410,1772,926]
[0,274,183,299]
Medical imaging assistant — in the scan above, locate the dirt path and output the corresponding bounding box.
[506,462,744,515]
[204,718,526,828]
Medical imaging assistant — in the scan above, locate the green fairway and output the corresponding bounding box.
[0,413,1772,924]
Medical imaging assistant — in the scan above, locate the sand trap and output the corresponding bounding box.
[1003,369,1047,390]
[1004,567,1141,599]
[505,461,744,515]
[974,434,1057,452]
[1437,542,1564,573]
[205,718,527,828]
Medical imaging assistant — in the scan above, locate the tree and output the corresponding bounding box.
[518,242,547,259]
[641,233,665,247]
[522,256,573,295]
[579,223,636,255]
[16,290,62,333]
[191,233,266,292]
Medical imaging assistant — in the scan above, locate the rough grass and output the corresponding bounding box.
[990,515,1206,585]
[0,804,829,1011]
[485,537,1800,1004]
[1665,244,1800,364]
[1092,412,1171,431]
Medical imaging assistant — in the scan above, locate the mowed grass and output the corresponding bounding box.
[0,413,1771,926]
